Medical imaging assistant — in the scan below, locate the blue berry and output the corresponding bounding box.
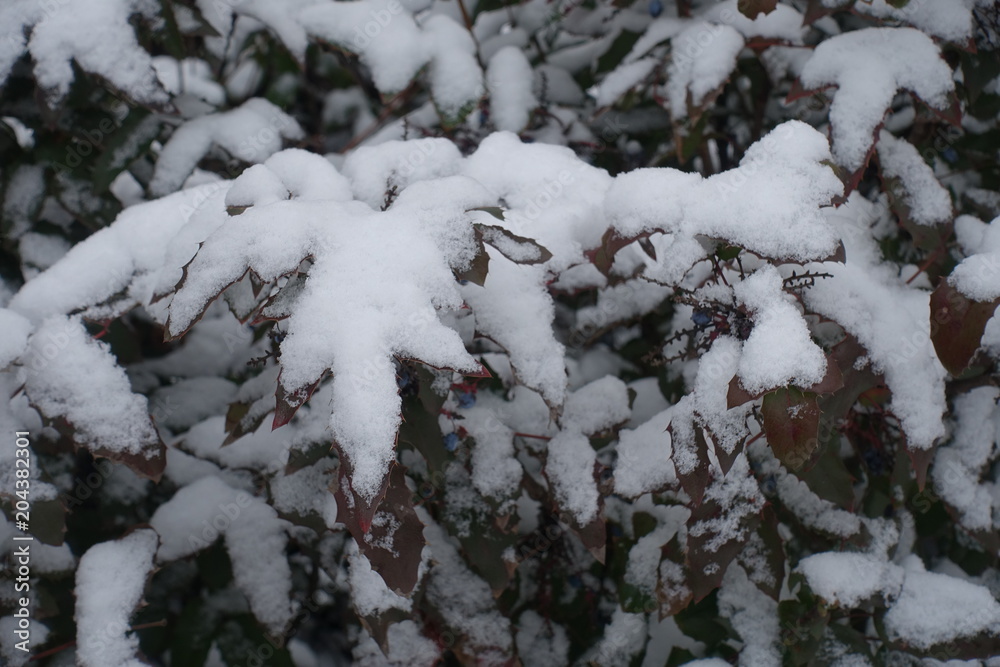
[457,391,476,408]
[649,0,663,17]
[691,309,712,326]
[443,433,460,452]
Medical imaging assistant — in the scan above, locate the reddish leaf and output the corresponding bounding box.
[927,90,963,127]
[575,511,607,565]
[738,0,778,18]
[728,357,840,422]
[334,451,391,535]
[761,387,822,470]
[658,534,694,618]
[930,280,1000,376]
[667,420,712,507]
[585,228,652,277]
[223,400,268,446]
[457,244,489,286]
[475,223,553,265]
[709,429,744,477]
[785,79,831,104]
[686,488,761,602]
[727,376,760,409]
[903,440,935,492]
[272,375,322,430]
[738,505,784,601]
[335,461,425,595]
[802,0,838,24]
[801,355,845,395]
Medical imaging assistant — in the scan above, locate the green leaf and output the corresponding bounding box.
[467,206,505,221]
[215,616,293,667]
[715,244,742,261]
[171,600,218,667]
[596,30,642,76]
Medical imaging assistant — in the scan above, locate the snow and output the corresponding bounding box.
[0,309,31,368]
[179,416,288,474]
[9,183,225,323]
[152,57,226,113]
[733,265,827,395]
[346,539,413,616]
[594,58,657,108]
[546,431,601,524]
[587,608,646,667]
[75,529,159,667]
[691,336,751,456]
[0,519,72,572]
[166,159,492,503]
[149,377,238,432]
[421,513,514,665]
[688,454,764,553]
[462,254,568,406]
[353,621,440,666]
[18,232,71,280]
[884,556,1000,650]
[665,22,744,119]
[23,316,161,460]
[563,375,631,435]
[615,407,677,498]
[423,15,483,121]
[3,165,45,239]
[718,565,781,666]
[3,0,170,107]
[625,378,670,428]
[546,376,630,523]
[749,440,862,538]
[299,0,426,94]
[798,552,904,608]
[849,0,980,44]
[804,194,948,449]
[269,459,339,527]
[948,214,1000,301]
[462,407,522,500]
[702,1,807,43]
[876,130,952,225]
[0,615,48,667]
[625,504,688,595]
[932,387,998,532]
[1,116,34,149]
[515,611,570,667]
[798,28,955,171]
[150,98,303,196]
[228,0,313,64]
[149,476,295,632]
[487,47,536,132]
[606,121,843,263]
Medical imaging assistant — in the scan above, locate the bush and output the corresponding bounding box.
[2,0,1000,665]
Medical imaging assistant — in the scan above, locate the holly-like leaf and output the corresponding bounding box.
[668,420,712,507]
[738,505,784,601]
[738,0,778,19]
[166,151,493,509]
[687,493,761,602]
[335,461,425,595]
[585,228,652,277]
[475,223,553,265]
[760,387,822,471]
[930,280,1000,376]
